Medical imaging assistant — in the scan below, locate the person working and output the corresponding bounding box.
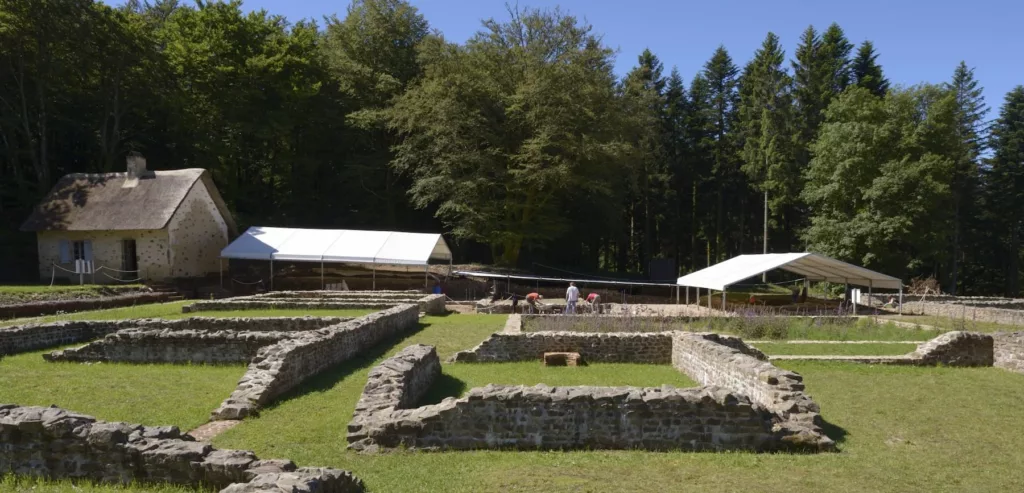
[565,282,580,314]
[511,292,519,314]
[526,292,542,314]
[586,292,601,313]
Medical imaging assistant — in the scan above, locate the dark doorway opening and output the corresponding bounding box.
[121,239,138,281]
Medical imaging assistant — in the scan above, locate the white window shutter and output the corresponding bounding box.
[59,240,70,263]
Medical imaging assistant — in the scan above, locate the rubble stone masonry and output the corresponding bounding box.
[0,404,363,492]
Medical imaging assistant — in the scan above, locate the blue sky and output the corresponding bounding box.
[146,0,1024,112]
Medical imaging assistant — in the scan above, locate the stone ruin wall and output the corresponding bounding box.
[0,316,347,357]
[907,331,993,366]
[0,404,363,493]
[450,331,673,364]
[213,304,420,420]
[901,301,1024,326]
[248,290,422,300]
[45,329,298,364]
[348,343,824,453]
[993,332,1024,374]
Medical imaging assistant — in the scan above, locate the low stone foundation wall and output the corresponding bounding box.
[670,332,832,449]
[248,290,421,300]
[0,317,346,356]
[451,331,673,364]
[182,300,396,313]
[908,331,993,366]
[0,404,364,492]
[45,329,298,364]
[0,292,174,319]
[993,332,1024,374]
[902,301,1024,326]
[212,304,420,420]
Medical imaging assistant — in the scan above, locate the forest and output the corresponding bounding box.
[0,0,1022,295]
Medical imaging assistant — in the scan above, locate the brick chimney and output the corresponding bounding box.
[123,152,150,188]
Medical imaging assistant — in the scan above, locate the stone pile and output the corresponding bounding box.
[0,404,363,492]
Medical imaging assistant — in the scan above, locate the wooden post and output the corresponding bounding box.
[269,259,274,291]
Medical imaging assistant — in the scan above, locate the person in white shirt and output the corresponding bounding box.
[565,282,580,315]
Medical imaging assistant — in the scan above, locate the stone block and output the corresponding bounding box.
[543,352,586,366]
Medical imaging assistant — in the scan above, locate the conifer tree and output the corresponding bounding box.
[852,40,889,96]
[738,32,796,252]
[791,27,825,172]
[946,61,989,293]
[820,23,853,98]
[985,87,1023,295]
[701,46,741,261]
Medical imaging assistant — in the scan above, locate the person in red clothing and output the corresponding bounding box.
[586,292,601,313]
[526,292,542,314]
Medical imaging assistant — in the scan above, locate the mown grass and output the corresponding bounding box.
[877,314,1023,333]
[0,346,243,430]
[753,342,918,356]
[0,284,146,305]
[0,301,376,327]
[207,314,1024,492]
[7,314,1024,491]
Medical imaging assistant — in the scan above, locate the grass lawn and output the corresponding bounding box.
[0,284,147,305]
[212,315,1024,492]
[877,314,1023,332]
[0,347,244,430]
[10,314,1024,492]
[0,301,376,327]
[753,342,918,356]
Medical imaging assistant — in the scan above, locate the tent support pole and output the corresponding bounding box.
[424,265,428,289]
[269,259,274,292]
[321,261,324,291]
[722,289,726,312]
[372,265,376,291]
[868,280,872,315]
[676,286,679,304]
[686,287,689,305]
[899,285,903,315]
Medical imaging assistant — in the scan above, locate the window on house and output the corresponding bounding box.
[72,241,87,261]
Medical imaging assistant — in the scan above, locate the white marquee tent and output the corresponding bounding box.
[676,252,903,314]
[220,227,453,289]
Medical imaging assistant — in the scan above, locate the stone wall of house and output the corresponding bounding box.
[450,331,674,363]
[908,331,994,366]
[167,178,230,278]
[0,404,363,492]
[37,229,172,283]
[0,317,346,356]
[993,332,1024,374]
[670,332,833,450]
[44,329,297,364]
[212,304,420,420]
[249,291,422,300]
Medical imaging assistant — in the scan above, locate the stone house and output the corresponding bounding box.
[20,154,237,283]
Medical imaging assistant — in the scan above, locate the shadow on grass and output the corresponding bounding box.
[259,322,432,412]
[820,417,848,445]
[419,373,469,405]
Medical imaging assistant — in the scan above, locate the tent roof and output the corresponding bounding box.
[676,253,902,291]
[220,227,452,266]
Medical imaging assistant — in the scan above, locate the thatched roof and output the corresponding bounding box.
[21,169,237,233]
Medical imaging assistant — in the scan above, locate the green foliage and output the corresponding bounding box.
[986,86,1024,295]
[803,86,957,276]
[390,7,626,264]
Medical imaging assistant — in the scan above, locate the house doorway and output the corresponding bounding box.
[121,239,138,281]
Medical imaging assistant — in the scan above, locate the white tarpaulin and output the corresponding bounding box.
[676,253,902,291]
[221,227,452,266]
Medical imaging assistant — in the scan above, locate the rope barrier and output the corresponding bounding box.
[99,271,143,283]
[94,265,140,274]
[231,278,265,286]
